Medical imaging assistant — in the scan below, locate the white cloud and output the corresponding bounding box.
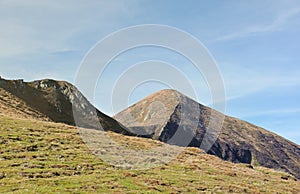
[214,7,300,42]
[242,108,300,118]
[0,0,139,57]
[218,62,300,102]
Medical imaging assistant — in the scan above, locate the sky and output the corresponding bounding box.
[0,0,300,144]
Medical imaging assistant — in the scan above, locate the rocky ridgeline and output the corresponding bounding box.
[33,79,96,117]
[0,77,131,135]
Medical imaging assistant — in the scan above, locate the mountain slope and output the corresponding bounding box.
[0,77,131,135]
[0,115,299,193]
[0,87,49,121]
[114,89,300,179]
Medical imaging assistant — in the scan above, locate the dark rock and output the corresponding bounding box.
[0,172,5,179]
[26,145,38,151]
[52,172,60,176]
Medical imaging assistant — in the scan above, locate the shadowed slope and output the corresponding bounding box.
[0,87,49,121]
[0,77,132,135]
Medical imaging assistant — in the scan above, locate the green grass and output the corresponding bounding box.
[0,116,299,193]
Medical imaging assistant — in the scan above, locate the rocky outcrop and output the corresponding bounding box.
[114,89,300,179]
[0,78,132,135]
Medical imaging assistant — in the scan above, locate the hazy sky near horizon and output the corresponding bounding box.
[1,0,300,144]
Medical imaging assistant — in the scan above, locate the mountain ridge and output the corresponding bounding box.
[0,77,132,136]
[114,89,300,179]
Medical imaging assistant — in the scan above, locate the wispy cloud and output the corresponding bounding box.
[242,108,300,118]
[214,7,300,42]
[0,0,138,57]
[218,62,300,102]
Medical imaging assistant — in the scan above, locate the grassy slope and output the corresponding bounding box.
[0,116,299,193]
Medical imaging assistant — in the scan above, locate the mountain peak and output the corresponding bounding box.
[114,90,300,179]
[144,89,194,101]
[114,89,196,138]
[141,89,183,103]
[153,88,182,95]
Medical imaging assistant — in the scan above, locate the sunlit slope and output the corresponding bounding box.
[0,116,299,193]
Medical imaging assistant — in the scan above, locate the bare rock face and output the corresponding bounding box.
[0,78,131,135]
[114,89,300,179]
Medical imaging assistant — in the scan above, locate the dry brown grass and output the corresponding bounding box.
[0,115,299,193]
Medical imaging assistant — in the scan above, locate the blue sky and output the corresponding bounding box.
[0,0,300,144]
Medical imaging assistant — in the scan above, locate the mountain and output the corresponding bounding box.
[0,77,132,135]
[114,89,300,179]
[0,77,299,192]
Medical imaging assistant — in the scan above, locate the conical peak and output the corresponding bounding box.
[139,89,187,104]
[119,89,202,119]
[113,89,185,130]
[149,89,184,98]
[146,89,203,108]
[131,89,185,110]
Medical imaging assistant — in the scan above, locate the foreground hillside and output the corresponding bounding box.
[0,115,299,193]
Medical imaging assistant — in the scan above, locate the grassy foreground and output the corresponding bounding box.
[0,115,299,193]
